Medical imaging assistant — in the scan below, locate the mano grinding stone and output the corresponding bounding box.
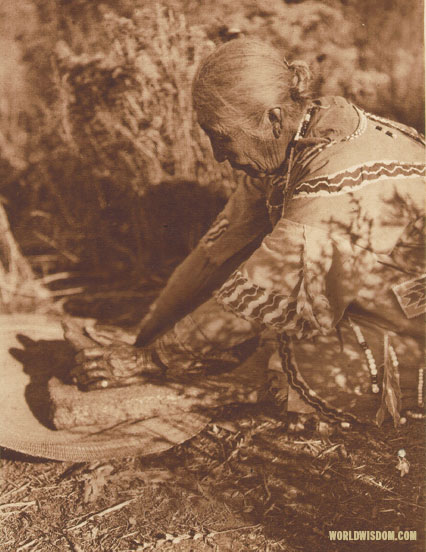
[48,369,262,430]
[48,342,268,430]
[48,376,214,430]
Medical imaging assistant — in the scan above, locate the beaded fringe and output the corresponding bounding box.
[376,333,402,427]
[349,319,425,426]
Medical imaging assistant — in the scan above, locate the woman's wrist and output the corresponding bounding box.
[134,346,167,375]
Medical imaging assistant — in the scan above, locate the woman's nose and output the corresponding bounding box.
[209,138,227,163]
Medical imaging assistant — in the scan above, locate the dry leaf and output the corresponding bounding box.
[82,465,114,504]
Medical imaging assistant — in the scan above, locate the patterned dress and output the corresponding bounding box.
[138,97,425,426]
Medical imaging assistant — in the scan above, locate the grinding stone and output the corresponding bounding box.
[49,363,263,430]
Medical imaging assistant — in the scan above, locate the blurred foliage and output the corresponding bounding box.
[175,0,424,128]
[0,0,424,295]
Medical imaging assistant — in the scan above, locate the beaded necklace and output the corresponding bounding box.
[265,105,316,221]
[296,104,368,162]
[285,106,316,191]
[348,318,425,421]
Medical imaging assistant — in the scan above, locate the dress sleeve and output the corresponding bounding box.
[135,177,270,345]
[149,194,378,371]
[215,195,378,340]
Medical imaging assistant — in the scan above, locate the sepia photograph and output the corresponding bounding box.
[0,0,424,550]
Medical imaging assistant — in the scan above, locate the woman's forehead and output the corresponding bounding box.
[196,109,241,134]
[198,120,237,141]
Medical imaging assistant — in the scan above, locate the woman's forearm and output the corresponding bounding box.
[134,245,213,346]
[134,233,266,346]
[135,178,270,346]
[146,296,261,373]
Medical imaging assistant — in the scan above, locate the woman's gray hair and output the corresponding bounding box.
[192,38,312,136]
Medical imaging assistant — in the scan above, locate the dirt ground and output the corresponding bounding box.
[1,407,424,551]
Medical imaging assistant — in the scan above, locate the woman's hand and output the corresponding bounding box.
[84,321,137,346]
[62,319,163,391]
[71,344,149,391]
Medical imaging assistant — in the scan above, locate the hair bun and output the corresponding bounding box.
[289,60,311,101]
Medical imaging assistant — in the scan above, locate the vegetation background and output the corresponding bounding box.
[0,0,424,313]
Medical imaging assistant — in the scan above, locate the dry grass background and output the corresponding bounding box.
[0,1,425,550]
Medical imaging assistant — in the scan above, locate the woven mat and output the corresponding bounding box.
[0,314,266,461]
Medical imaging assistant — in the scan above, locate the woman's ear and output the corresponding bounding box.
[268,107,283,139]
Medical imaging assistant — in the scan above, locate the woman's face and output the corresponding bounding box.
[199,119,287,179]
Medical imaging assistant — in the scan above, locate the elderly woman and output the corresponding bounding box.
[69,39,425,427]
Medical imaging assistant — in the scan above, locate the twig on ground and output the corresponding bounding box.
[120,531,139,540]
[1,502,37,522]
[210,523,261,536]
[0,500,36,511]
[16,538,40,551]
[262,470,272,503]
[0,481,30,500]
[315,443,342,459]
[354,473,394,492]
[136,524,261,550]
[383,497,425,509]
[66,498,136,531]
